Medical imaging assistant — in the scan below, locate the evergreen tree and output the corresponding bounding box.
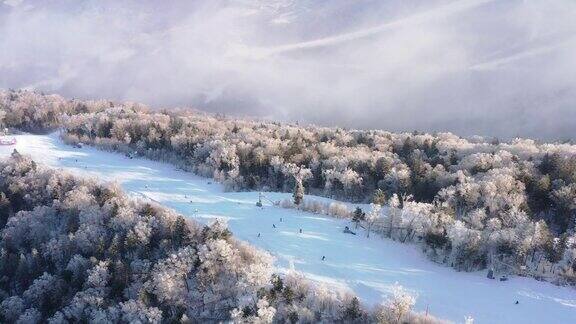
[352,207,365,229]
[342,297,362,322]
[545,234,567,264]
[293,179,304,205]
[372,189,386,206]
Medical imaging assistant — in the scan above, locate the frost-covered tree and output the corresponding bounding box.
[366,203,382,238]
[389,284,416,322]
[372,188,387,205]
[293,178,304,206]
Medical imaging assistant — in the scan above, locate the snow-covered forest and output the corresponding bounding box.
[0,152,444,323]
[1,89,575,287]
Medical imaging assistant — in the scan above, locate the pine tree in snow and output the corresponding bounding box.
[352,207,365,229]
[293,179,304,206]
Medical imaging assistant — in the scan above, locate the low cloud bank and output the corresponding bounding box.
[1,0,575,140]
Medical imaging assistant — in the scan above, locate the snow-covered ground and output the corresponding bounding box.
[1,133,575,323]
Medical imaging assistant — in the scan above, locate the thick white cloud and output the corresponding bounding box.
[1,0,575,140]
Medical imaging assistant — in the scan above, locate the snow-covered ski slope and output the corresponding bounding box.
[1,133,575,323]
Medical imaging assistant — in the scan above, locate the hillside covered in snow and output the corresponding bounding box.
[1,90,575,322]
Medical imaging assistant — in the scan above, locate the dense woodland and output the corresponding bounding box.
[0,153,443,323]
[1,89,575,285]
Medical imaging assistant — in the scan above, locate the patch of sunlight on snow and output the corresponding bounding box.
[195,213,240,222]
[282,270,353,294]
[217,196,255,204]
[299,216,335,222]
[347,263,432,275]
[279,231,329,241]
[145,192,224,204]
[519,290,576,307]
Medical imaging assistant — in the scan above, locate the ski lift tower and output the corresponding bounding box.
[256,192,263,207]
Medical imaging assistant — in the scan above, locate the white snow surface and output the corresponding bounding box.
[1,133,575,323]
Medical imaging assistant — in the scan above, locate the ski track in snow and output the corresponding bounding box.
[1,133,575,323]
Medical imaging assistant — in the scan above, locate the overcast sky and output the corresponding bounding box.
[1,0,576,140]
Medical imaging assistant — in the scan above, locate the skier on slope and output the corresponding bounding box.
[343,226,356,235]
